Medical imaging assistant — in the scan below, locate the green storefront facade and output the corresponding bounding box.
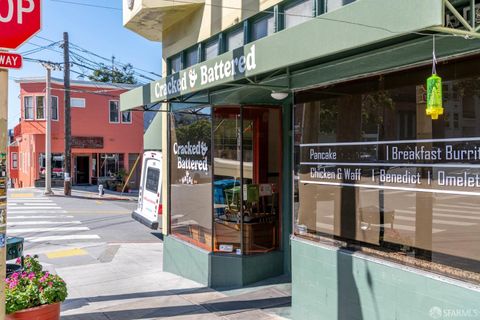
[122,0,480,318]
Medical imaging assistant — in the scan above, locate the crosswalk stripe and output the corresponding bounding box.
[8,207,61,210]
[8,221,81,226]
[407,206,480,216]
[394,215,475,226]
[395,209,480,221]
[9,216,74,219]
[8,227,90,233]
[25,235,101,242]
[436,203,480,210]
[23,203,58,206]
[315,221,444,233]
[5,210,68,214]
[9,199,53,202]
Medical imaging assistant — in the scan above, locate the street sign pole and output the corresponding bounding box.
[0,66,8,320]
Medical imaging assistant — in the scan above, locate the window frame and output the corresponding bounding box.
[23,96,34,120]
[51,95,59,121]
[35,95,45,120]
[250,13,275,41]
[204,37,220,61]
[169,53,183,75]
[121,110,132,124]
[71,97,86,108]
[226,27,245,51]
[109,100,120,124]
[283,0,315,30]
[11,152,18,169]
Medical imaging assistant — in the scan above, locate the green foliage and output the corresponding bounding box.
[5,255,68,314]
[88,63,137,84]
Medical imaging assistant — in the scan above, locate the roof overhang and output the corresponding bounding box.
[123,0,204,42]
[121,0,446,111]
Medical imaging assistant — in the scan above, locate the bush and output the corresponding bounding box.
[5,255,68,314]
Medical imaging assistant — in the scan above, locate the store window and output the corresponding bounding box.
[251,14,275,41]
[36,96,45,120]
[227,28,244,51]
[293,57,480,283]
[109,101,119,123]
[170,54,182,74]
[326,0,356,12]
[24,96,34,120]
[51,96,59,121]
[186,47,199,68]
[204,39,220,61]
[284,0,314,29]
[170,106,213,250]
[100,153,123,177]
[39,153,64,178]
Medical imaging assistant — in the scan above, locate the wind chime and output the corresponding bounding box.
[426,35,444,120]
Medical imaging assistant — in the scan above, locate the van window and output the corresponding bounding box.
[146,167,160,193]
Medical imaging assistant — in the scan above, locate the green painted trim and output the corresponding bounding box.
[143,112,163,151]
[291,237,480,320]
[120,0,443,111]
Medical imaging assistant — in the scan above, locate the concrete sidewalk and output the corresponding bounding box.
[48,185,138,201]
[56,242,292,320]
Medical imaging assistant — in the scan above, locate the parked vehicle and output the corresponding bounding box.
[132,151,163,229]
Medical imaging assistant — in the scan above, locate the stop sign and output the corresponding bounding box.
[0,0,41,50]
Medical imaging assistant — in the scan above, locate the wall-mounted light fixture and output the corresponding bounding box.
[271,91,289,100]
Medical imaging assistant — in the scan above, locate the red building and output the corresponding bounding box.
[9,78,143,188]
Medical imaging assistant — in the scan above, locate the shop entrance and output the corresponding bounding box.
[213,106,282,255]
[75,156,90,185]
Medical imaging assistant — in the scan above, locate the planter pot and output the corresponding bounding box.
[6,302,60,320]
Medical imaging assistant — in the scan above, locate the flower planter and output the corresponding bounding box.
[6,302,60,320]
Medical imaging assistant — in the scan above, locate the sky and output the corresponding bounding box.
[7,0,162,129]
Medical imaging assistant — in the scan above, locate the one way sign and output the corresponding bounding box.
[0,52,22,69]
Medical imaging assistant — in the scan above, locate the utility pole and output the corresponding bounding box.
[43,63,53,195]
[0,63,8,318]
[63,32,72,196]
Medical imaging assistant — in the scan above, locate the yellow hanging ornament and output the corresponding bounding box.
[426,73,443,120]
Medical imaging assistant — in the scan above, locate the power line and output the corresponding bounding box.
[50,0,121,11]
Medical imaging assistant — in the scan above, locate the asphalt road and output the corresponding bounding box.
[7,188,162,268]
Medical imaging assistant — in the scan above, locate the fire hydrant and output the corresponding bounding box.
[98,184,104,197]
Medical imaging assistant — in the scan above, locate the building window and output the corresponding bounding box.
[51,96,59,121]
[109,101,119,123]
[251,14,275,41]
[284,0,314,29]
[170,54,182,74]
[204,39,219,61]
[121,111,132,123]
[226,28,244,51]
[326,0,356,12]
[293,57,480,284]
[11,153,18,169]
[39,153,64,178]
[100,153,124,177]
[36,96,45,120]
[71,97,85,108]
[24,96,34,120]
[185,47,199,68]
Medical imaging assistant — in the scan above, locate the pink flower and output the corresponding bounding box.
[15,258,21,264]
[39,287,43,292]
[28,273,35,280]
[48,282,53,287]
[11,273,19,279]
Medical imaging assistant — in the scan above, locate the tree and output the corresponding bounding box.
[88,63,137,84]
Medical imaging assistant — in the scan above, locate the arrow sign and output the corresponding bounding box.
[0,52,22,69]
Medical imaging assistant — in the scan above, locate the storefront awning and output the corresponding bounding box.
[121,0,445,112]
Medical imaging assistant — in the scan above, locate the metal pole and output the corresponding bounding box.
[63,32,71,196]
[44,65,53,195]
[0,66,9,319]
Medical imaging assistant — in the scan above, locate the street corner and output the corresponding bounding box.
[36,243,120,268]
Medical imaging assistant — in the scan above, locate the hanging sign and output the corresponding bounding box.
[426,74,443,120]
[0,52,22,69]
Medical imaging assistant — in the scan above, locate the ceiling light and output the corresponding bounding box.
[271,91,289,100]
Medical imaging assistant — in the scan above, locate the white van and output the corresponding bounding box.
[132,151,162,229]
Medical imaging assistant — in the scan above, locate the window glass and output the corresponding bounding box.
[38,153,64,178]
[122,111,132,123]
[109,101,119,123]
[170,106,212,250]
[170,54,182,74]
[293,57,480,283]
[51,96,58,121]
[326,0,356,12]
[205,39,219,61]
[36,96,45,120]
[252,14,275,41]
[24,96,34,120]
[227,28,244,51]
[71,98,85,108]
[284,0,314,29]
[146,167,160,193]
[100,153,121,177]
[11,153,18,169]
[186,47,199,67]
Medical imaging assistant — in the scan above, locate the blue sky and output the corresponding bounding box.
[7,0,162,129]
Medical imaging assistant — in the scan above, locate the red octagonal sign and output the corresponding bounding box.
[0,0,41,50]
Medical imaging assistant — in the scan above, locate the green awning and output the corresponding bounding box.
[121,0,443,111]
